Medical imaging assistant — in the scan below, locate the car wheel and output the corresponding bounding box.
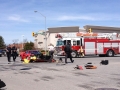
[71,51,77,58]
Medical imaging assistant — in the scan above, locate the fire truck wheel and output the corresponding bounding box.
[107,50,114,57]
[71,51,77,58]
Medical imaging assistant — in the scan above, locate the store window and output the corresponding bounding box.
[64,40,71,45]
[77,40,80,45]
[73,40,77,45]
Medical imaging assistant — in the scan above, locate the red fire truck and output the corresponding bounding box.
[54,32,120,57]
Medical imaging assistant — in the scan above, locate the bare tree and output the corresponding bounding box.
[12,39,19,44]
[23,38,28,43]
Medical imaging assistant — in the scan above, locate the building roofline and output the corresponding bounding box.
[84,25,120,30]
[84,25,120,33]
[48,26,79,33]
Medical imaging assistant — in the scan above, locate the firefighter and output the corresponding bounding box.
[11,44,17,62]
[77,46,84,57]
[6,44,12,64]
[48,43,55,62]
[64,42,74,64]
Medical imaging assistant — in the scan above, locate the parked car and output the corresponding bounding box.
[0,50,2,57]
[0,49,19,57]
[20,50,41,61]
[0,49,7,57]
[2,50,7,56]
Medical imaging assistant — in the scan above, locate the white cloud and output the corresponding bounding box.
[57,15,96,21]
[8,15,29,22]
[53,13,120,21]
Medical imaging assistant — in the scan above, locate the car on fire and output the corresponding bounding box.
[20,50,41,61]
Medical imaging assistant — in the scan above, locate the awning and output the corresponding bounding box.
[84,25,120,33]
[48,26,79,33]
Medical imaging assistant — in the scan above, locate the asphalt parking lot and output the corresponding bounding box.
[0,55,120,90]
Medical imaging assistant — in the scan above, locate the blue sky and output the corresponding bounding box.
[0,0,120,44]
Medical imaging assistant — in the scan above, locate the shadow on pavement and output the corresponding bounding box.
[20,68,31,70]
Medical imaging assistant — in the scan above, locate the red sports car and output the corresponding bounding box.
[20,50,52,62]
[20,50,41,61]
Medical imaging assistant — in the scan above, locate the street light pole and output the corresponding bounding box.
[34,11,47,55]
[22,35,24,50]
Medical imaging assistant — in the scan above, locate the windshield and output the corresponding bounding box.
[29,51,40,54]
[56,40,64,46]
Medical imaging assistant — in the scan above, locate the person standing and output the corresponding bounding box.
[11,44,17,62]
[64,42,74,64]
[6,44,12,64]
[48,44,55,63]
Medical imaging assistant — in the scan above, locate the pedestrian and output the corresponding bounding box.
[64,42,74,64]
[6,44,12,64]
[11,44,17,62]
[48,43,55,63]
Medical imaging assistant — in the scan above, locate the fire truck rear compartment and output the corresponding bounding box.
[85,41,118,57]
